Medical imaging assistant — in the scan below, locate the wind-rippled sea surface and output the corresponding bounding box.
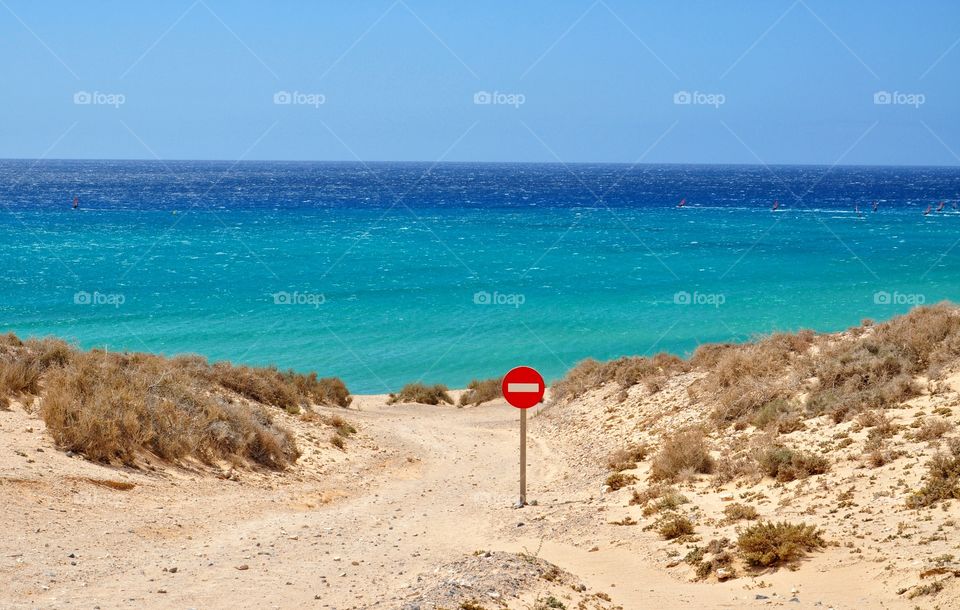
[2,160,959,393]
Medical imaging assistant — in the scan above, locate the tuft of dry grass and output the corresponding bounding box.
[641,489,688,517]
[910,417,954,442]
[205,362,351,412]
[907,439,960,509]
[808,303,960,421]
[606,443,649,472]
[551,353,688,402]
[387,382,453,406]
[41,351,302,468]
[657,514,694,540]
[649,429,714,482]
[458,377,502,406]
[756,445,829,482]
[605,472,637,491]
[0,333,350,468]
[695,331,815,426]
[723,503,759,521]
[737,521,825,567]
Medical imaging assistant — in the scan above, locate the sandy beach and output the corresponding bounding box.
[4,310,960,609]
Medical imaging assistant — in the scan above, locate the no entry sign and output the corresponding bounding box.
[502,366,545,409]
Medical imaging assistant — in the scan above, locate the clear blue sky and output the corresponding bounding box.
[1,0,958,165]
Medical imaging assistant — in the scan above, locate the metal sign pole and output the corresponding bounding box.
[519,408,527,507]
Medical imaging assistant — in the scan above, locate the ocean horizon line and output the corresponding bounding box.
[3,158,960,170]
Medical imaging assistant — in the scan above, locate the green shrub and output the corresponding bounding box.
[658,514,694,540]
[738,521,824,567]
[723,503,759,521]
[757,445,829,482]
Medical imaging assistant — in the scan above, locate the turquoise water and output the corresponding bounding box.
[2,161,959,393]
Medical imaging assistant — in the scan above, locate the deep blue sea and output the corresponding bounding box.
[2,160,959,393]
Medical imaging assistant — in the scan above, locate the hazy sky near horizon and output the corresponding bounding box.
[1,1,958,165]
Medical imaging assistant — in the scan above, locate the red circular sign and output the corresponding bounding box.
[502,366,545,409]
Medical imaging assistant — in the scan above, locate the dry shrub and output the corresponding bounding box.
[41,351,300,468]
[649,429,714,482]
[552,353,688,402]
[183,359,351,412]
[757,445,829,482]
[711,452,760,486]
[0,359,41,397]
[458,377,502,406]
[606,443,649,471]
[907,439,960,508]
[605,472,637,491]
[657,514,694,540]
[809,304,960,421]
[910,417,954,442]
[0,332,350,468]
[387,382,453,405]
[737,521,824,567]
[696,331,814,425]
[865,443,902,468]
[288,373,352,408]
[629,482,672,506]
[641,489,688,517]
[723,503,759,521]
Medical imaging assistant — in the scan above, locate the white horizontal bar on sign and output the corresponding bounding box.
[507,383,540,393]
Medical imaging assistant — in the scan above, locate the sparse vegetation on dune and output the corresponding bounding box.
[807,303,960,422]
[551,303,960,445]
[0,333,353,468]
[907,439,960,509]
[388,382,454,405]
[551,353,688,402]
[42,351,301,467]
[458,377,502,406]
[695,330,816,426]
[606,443,648,472]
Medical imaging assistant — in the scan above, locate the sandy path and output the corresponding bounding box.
[4,400,562,609]
[2,397,898,609]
